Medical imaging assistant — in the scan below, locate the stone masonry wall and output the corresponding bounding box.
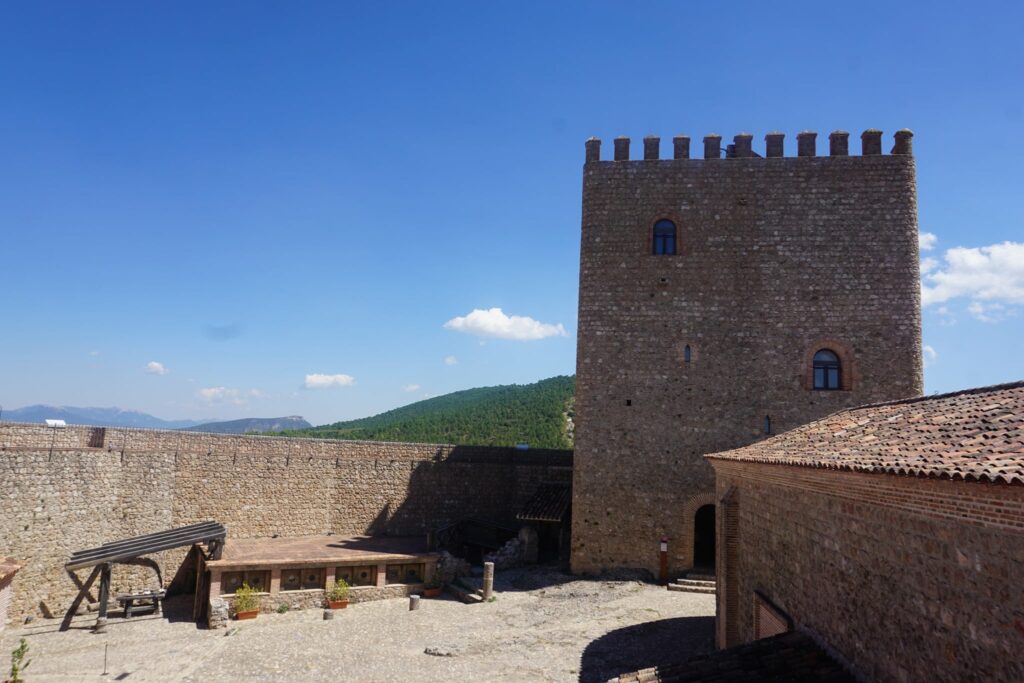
[572,131,923,575]
[712,459,1024,683]
[0,422,571,623]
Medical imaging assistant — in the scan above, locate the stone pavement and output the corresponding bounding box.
[0,568,715,682]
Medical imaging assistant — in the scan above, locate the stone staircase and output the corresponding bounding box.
[444,574,485,604]
[666,571,716,595]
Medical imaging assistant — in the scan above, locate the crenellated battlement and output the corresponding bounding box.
[584,129,914,161]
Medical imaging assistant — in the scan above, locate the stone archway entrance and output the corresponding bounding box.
[693,504,716,571]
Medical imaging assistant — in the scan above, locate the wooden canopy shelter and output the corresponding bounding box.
[61,521,225,631]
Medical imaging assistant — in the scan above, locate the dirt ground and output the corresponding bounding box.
[1,568,715,683]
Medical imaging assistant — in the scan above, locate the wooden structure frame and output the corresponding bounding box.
[61,521,225,631]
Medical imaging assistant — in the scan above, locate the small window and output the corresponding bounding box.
[386,563,425,584]
[281,569,302,591]
[684,344,692,363]
[763,415,771,434]
[302,568,325,590]
[337,565,376,587]
[652,219,676,255]
[222,570,270,595]
[812,349,842,390]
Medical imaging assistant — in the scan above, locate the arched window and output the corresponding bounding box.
[652,219,676,255]
[684,344,692,363]
[813,349,841,390]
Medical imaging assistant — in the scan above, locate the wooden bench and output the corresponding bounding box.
[116,590,165,618]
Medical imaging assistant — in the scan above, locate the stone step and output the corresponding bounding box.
[676,578,716,588]
[667,582,716,594]
[685,572,716,582]
[460,575,485,594]
[445,581,484,604]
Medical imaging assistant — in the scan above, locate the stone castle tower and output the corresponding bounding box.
[571,129,923,576]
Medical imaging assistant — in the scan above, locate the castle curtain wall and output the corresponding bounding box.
[711,459,1024,683]
[0,422,571,622]
[572,132,922,575]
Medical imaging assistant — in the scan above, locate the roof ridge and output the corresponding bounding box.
[845,379,1024,413]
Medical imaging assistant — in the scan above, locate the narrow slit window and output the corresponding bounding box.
[684,344,692,363]
[652,219,677,255]
[763,415,771,434]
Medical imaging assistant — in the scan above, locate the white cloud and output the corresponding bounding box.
[402,384,421,393]
[967,301,1013,323]
[919,232,937,251]
[444,355,458,366]
[443,307,568,341]
[304,373,355,390]
[145,361,169,376]
[921,241,1024,321]
[923,344,938,368]
[89,350,100,357]
[197,387,246,405]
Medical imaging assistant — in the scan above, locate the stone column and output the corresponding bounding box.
[673,136,690,159]
[269,569,281,594]
[613,137,630,161]
[643,136,660,160]
[376,564,387,587]
[482,562,494,601]
[797,131,817,157]
[703,134,721,159]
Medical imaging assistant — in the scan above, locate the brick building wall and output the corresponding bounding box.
[710,459,1024,683]
[571,130,923,575]
[0,422,570,623]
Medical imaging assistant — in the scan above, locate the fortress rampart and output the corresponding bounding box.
[0,422,571,622]
[572,128,922,575]
[585,128,914,161]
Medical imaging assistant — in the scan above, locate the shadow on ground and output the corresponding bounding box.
[578,615,714,683]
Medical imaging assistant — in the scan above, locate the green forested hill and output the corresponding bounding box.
[273,375,575,448]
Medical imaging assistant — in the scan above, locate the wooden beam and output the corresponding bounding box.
[67,522,224,563]
[59,565,101,632]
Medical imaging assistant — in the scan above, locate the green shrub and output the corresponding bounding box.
[10,638,30,683]
[275,604,289,614]
[328,579,350,601]
[234,582,260,613]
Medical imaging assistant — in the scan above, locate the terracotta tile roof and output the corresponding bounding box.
[707,381,1024,485]
[517,484,571,522]
[613,631,855,683]
[0,557,23,587]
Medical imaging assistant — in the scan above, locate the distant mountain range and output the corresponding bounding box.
[184,416,312,434]
[273,375,576,449]
[0,405,311,435]
[1,405,206,430]
[2,374,576,444]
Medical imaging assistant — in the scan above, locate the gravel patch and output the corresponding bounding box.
[0,568,714,682]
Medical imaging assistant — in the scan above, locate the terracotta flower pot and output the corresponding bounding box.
[422,587,442,598]
[235,609,259,620]
[328,599,349,609]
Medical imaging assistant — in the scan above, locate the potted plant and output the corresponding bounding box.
[326,578,350,609]
[234,582,260,620]
[423,573,443,598]
[7,638,30,683]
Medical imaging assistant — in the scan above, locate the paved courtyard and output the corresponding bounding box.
[1,568,715,682]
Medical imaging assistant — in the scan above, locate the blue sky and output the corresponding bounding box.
[1,1,1022,425]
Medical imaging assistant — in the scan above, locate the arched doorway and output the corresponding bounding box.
[693,504,715,571]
